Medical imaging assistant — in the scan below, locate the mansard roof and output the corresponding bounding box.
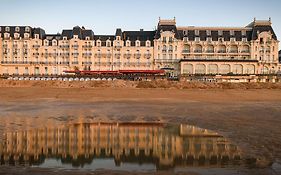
[62,26,94,40]
[33,27,46,39]
[251,25,277,40]
[122,30,156,46]
[0,26,32,38]
[177,29,252,42]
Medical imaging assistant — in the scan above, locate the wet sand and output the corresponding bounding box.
[0,86,281,174]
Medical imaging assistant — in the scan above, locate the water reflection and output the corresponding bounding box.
[0,122,243,171]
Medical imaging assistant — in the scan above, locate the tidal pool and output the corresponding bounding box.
[0,122,258,174]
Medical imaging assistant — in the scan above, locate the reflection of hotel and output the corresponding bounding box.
[0,123,241,169]
[0,18,280,76]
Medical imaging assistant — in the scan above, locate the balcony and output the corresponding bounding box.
[95,53,102,58]
[134,53,141,59]
[82,45,92,48]
[82,61,92,65]
[123,53,132,58]
[194,50,202,53]
[205,50,214,53]
[72,61,79,64]
[72,45,79,48]
[144,53,152,58]
[32,45,41,48]
[59,45,70,49]
[82,53,92,57]
[182,50,190,54]
[229,50,238,53]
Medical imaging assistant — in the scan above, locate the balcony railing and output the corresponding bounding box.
[182,50,190,53]
[194,50,202,53]
[134,53,141,58]
[82,61,92,65]
[123,53,132,58]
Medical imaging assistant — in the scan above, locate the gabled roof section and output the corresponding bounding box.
[155,18,180,39]
[33,27,46,39]
[115,28,122,37]
[247,18,277,40]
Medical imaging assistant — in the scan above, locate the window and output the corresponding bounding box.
[5,27,10,32]
[126,40,131,47]
[218,37,224,42]
[44,40,49,46]
[135,40,140,47]
[146,41,151,47]
[25,67,29,75]
[183,37,188,42]
[206,30,211,36]
[63,37,67,40]
[106,40,111,47]
[163,37,166,42]
[195,30,199,36]
[242,30,246,36]
[230,30,234,36]
[230,37,236,42]
[96,40,101,47]
[218,30,223,36]
[25,27,30,32]
[52,40,57,46]
[35,34,39,39]
[15,27,20,32]
[242,38,247,42]
[183,30,188,36]
[195,37,200,42]
[206,37,212,42]
[85,37,90,40]
[24,33,29,39]
[14,33,19,38]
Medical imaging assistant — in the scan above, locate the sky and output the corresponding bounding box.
[1,0,281,47]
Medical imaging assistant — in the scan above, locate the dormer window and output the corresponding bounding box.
[35,34,39,39]
[63,37,67,40]
[183,37,189,42]
[25,27,30,32]
[96,40,101,47]
[73,35,78,39]
[218,37,224,42]
[183,30,188,36]
[106,40,111,47]
[24,33,29,39]
[116,36,120,40]
[218,30,223,36]
[146,41,151,47]
[230,30,234,36]
[52,40,57,46]
[14,33,20,39]
[206,30,211,36]
[242,30,246,36]
[195,37,200,42]
[206,37,212,42]
[44,40,49,46]
[4,33,10,39]
[242,38,247,42]
[15,27,20,32]
[135,40,140,47]
[195,30,199,36]
[5,27,10,32]
[126,40,131,47]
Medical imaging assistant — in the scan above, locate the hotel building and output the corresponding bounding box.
[0,18,280,76]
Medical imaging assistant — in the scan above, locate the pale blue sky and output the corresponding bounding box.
[1,0,281,45]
